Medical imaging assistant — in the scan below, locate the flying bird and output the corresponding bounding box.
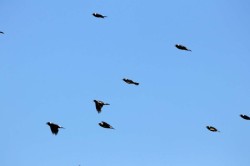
[46,122,64,135]
[92,13,107,18]
[206,126,220,132]
[93,100,110,113]
[240,114,250,120]
[0,31,4,34]
[175,44,191,51]
[99,121,114,129]
[123,78,139,85]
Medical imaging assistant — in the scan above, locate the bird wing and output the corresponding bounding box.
[50,125,59,135]
[176,45,187,50]
[128,79,134,84]
[210,127,217,132]
[124,79,133,84]
[104,122,114,129]
[102,122,110,127]
[207,126,217,132]
[96,13,103,17]
[95,103,103,113]
[180,45,186,50]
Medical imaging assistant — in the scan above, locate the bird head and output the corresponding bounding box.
[46,122,51,125]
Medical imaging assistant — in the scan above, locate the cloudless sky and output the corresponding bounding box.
[1,0,250,166]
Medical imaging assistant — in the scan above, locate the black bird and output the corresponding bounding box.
[123,78,139,85]
[93,100,110,113]
[92,13,107,18]
[46,122,64,135]
[0,31,4,34]
[99,121,114,129]
[206,126,220,132]
[240,114,250,120]
[175,44,191,51]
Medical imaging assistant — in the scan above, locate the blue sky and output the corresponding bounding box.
[1,0,250,166]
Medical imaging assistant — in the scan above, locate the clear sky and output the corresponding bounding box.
[1,0,250,166]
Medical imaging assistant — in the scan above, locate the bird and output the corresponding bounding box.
[99,121,114,129]
[206,126,220,132]
[46,122,64,135]
[123,78,139,85]
[175,44,191,51]
[93,100,110,113]
[240,114,250,120]
[0,31,4,34]
[92,13,107,18]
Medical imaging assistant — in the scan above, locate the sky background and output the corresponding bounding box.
[1,0,250,166]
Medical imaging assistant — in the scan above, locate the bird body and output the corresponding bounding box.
[175,44,191,51]
[206,126,219,132]
[46,122,64,135]
[93,100,110,113]
[99,121,114,129]
[0,31,4,34]
[123,78,139,85]
[240,114,250,120]
[93,13,107,18]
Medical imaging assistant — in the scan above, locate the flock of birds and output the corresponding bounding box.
[46,77,139,135]
[1,12,249,136]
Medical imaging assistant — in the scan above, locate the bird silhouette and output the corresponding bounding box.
[206,126,220,132]
[92,13,107,18]
[0,31,4,34]
[99,121,114,129]
[93,100,110,113]
[46,122,64,135]
[123,78,139,85]
[240,114,250,120]
[175,44,191,51]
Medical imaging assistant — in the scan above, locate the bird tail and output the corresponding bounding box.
[187,49,192,51]
[134,82,139,85]
[104,103,110,105]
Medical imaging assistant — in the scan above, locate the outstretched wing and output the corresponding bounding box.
[50,124,59,135]
[95,103,103,113]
